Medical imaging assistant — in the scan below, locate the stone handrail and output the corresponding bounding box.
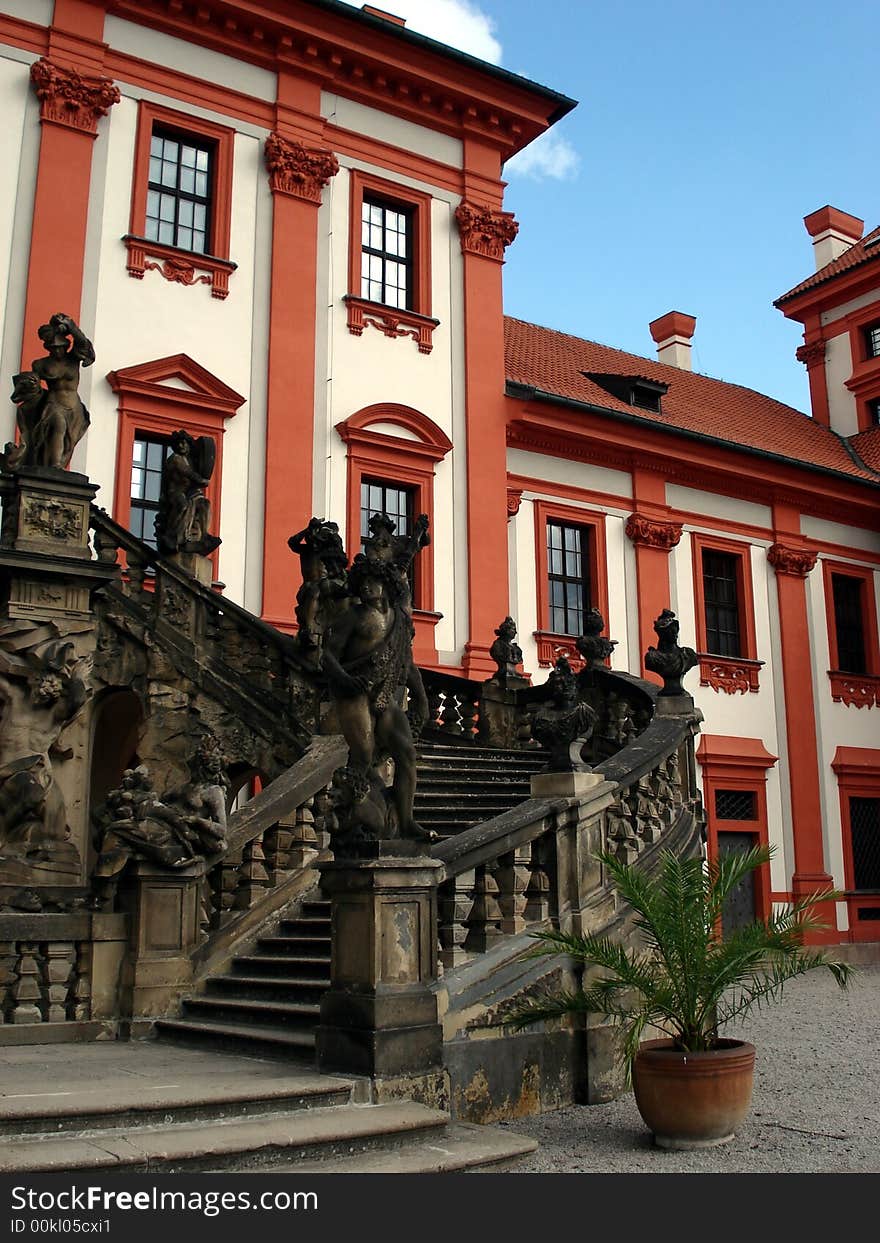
[431,706,701,969]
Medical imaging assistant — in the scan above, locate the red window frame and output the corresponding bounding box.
[691,532,762,693]
[831,748,880,940]
[344,169,438,353]
[842,297,880,432]
[124,100,236,300]
[822,559,880,707]
[532,499,608,670]
[336,404,452,667]
[696,734,778,924]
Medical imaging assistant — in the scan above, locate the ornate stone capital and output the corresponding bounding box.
[796,339,827,370]
[30,59,120,135]
[506,488,523,518]
[455,201,518,261]
[625,513,683,550]
[264,133,339,203]
[767,542,818,577]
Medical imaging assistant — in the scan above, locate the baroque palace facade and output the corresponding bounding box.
[0,0,878,950]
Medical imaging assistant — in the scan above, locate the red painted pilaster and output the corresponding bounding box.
[457,141,518,677]
[769,504,836,942]
[260,70,338,630]
[627,469,683,680]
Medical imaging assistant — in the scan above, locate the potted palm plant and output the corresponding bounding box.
[506,844,852,1149]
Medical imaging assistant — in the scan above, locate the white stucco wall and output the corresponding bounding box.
[823,328,859,437]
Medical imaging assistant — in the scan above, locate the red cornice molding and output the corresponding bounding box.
[767,542,819,577]
[625,512,683,550]
[264,132,339,202]
[107,354,246,421]
[696,735,778,771]
[831,745,880,778]
[30,57,120,135]
[455,202,518,262]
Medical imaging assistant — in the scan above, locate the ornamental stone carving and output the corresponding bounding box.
[29,59,120,134]
[506,489,523,518]
[455,202,519,262]
[264,133,339,203]
[644,609,698,697]
[767,543,818,577]
[625,513,683,550]
[796,339,827,370]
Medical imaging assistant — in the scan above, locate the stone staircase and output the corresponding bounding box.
[157,744,549,1058]
[414,741,548,839]
[0,1044,535,1174]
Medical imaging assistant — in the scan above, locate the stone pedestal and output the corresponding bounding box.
[530,770,608,798]
[316,847,444,1079]
[117,859,206,1023]
[477,677,530,748]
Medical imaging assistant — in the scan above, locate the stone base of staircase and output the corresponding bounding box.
[0,1041,536,1175]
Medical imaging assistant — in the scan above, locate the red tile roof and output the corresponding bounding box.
[850,426,880,473]
[775,224,880,305]
[504,316,880,484]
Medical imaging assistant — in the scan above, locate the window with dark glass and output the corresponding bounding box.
[361,196,413,310]
[715,790,758,821]
[360,479,414,551]
[864,322,880,359]
[146,128,212,254]
[547,521,590,635]
[702,549,742,657]
[130,434,169,548]
[849,797,880,891]
[869,398,880,427]
[831,573,867,673]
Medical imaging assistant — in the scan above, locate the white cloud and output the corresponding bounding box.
[339,0,502,65]
[505,130,580,181]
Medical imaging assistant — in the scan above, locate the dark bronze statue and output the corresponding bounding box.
[576,608,618,671]
[532,654,597,772]
[155,429,221,556]
[320,512,433,849]
[1,313,94,471]
[644,608,698,696]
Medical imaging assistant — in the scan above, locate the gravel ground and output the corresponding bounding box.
[500,965,880,1173]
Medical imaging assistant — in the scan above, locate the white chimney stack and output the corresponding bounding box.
[803,206,863,271]
[649,311,697,371]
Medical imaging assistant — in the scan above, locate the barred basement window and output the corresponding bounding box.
[715,789,758,821]
[130,433,170,548]
[702,549,742,657]
[146,128,213,254]
[361,196,413,310]
[849,797,880,891]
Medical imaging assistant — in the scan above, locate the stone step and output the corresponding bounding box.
[207,974,329,1003]
[233,954,331,978]
[0,1070,352,1140]
[278,916,330,934]
[0,1101,451,1174]
[417,744,545,761]
[417,764,543,781]
[257,935,331,956]
[274,1122,539,1174]
[415,793,529,808]
[155,1017,317,1058]
[182,996,320,1029]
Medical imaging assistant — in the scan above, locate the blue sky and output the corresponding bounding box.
[344,0,880,412]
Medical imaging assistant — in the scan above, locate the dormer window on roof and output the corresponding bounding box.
[583,372,669,414]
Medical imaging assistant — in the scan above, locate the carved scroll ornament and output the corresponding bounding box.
[767,543,818,577]
[455,202,518,262]
[625,513,683,550]
[30,59,120,134]
[264,133,339,203]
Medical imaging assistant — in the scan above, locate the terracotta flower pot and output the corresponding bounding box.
[632,1038,756,1149]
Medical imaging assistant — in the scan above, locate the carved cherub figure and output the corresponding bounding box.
[155,429,221,556]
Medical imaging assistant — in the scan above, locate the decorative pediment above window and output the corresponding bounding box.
[107,355,246,425]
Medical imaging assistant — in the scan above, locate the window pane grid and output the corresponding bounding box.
[864,322,880,359]
[130,432,170,550]
[832,574,867,674]
[702,550,742,657]
[360,196,413,310]
[145,128,213,255]
[547,520,590,635]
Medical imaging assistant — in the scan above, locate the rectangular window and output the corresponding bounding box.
[702,549,742,657]
[849,797,880,891]
[146,127,213,255]
[360,478,414,549]
[129,433,169,549]
[831,573,868,674]
[360,196,413,310]
[869,399,880,428]
[547,520,590,636]
[864,322,880,359]
[715,789,758,821]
